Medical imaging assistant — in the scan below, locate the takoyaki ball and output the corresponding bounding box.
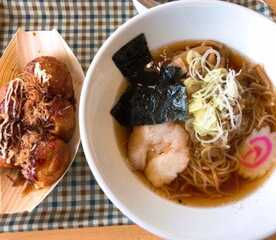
[47,98,75,142]
[23,98,75,141]
[16,131,41,182]
[17,131,70,188]
[0,78,25,119]
[0,145,20,168]
[23,56,74,99]
[0,155,14,168]
[0,158,11,168]
[19,72,44,102]
[32,135,70,188]
[23,98,47,128]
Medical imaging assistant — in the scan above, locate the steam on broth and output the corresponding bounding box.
[111,34,276,206]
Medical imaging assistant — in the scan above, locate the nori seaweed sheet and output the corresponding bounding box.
[111,83,188,127]
[111,33,188,127]
[160,64,184,85]
[112,34,159,86]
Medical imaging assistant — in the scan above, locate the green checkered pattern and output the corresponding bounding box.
[0,0,274,232]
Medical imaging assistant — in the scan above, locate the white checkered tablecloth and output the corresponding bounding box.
[0,0,275,233]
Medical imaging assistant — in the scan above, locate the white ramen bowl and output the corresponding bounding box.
[80,1,276,239]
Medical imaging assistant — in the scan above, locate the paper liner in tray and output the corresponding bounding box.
[0,29,84,214]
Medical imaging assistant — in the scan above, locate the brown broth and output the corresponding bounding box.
[152,40,246,71]
[113,40,275,207]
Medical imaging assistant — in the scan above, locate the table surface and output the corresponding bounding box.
[1,0,276,239]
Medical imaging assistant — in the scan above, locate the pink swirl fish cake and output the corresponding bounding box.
[239,127,276,179]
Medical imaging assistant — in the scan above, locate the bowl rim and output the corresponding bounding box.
[79,1,276,239]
